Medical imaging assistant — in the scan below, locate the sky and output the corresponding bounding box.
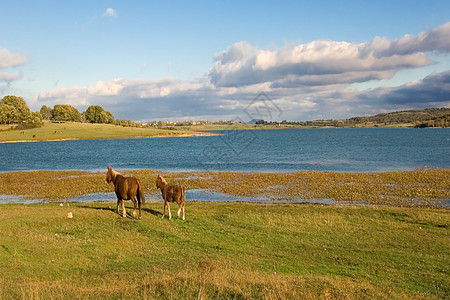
[1,0,450,122]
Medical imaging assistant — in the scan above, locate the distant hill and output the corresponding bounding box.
[268,108,450,128]
[347,108,450,127]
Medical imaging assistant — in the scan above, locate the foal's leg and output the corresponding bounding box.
[167,202,172,219]
[177,204,182,219]
[162,200,166,218]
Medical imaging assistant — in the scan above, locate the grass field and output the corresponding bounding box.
[0,201,448,299]
[0,121,211,143]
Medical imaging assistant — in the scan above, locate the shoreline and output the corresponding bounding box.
[0,132,215,144]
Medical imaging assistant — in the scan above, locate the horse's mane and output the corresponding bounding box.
[107,166,122,181]
[156,175,168,189]
[110,167,121,176]
[157,175,167,184]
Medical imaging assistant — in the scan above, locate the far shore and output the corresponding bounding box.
[0,132,215,144]
[2,121,446,143]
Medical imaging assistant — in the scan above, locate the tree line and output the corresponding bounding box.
[0,95,117,127]
[40,104,114,124]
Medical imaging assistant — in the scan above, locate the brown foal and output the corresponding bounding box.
[156,175,185,220]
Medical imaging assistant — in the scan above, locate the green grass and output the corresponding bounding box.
[0,121,211,143]
[0,202,448,299]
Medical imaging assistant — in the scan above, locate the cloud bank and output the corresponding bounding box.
[33,22,450,121]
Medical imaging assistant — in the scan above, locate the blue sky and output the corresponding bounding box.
[1,0,450,121]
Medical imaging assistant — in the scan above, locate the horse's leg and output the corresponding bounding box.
[121,200,126,218]
[132,197,137,218]
[182,203,185,221]
[136,193,141,220]
[116,199,121,215]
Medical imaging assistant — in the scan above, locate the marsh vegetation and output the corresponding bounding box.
[0,168,448,207]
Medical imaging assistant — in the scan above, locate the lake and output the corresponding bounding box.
[0,128,448,173]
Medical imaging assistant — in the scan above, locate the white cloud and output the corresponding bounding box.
[0,48,27,68]
[0,48,27,86]
[208,36,437,88]
[102,8,117,18]
[0,71,22,82]
[87,79,125,96]
[37,86,88,107]
[377,22,450,56]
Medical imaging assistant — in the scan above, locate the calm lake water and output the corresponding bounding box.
[0,128,449,173]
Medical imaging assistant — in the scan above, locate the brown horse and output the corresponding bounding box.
[156,175,185,220]
[106,166,146,219]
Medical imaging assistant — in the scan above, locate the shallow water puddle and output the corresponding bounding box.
[186,189,335,204]
[0,194,44,205]
[1,190,447,207]
[1,190,335,205]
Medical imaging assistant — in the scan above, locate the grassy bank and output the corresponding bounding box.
[0,201,448,299]
[0,121,211,143]
[0,169,448,207]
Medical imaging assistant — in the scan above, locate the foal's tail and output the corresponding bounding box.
[138,180,146,204]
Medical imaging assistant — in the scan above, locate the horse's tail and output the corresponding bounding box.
[138,180,146,204]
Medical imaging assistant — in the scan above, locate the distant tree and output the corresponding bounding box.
[84,105,103,123]
[40,105,53,120]
[114,119,135,127]
[101,110,114,124]
[15,112,43,129]
[0,104,19,124]
[84,105,114,123]
[52,104,82,122]
[31,111,43,122]
[0,95,32,123]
